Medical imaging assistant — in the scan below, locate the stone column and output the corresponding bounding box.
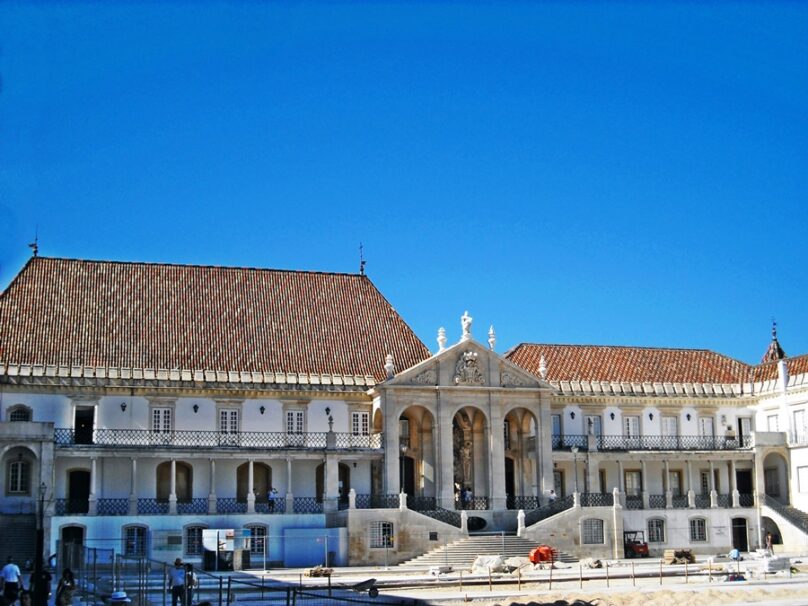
[208,459,217,514]
[709,460,718,508]
[617,460,625,505]
[246,459,256,513]
[586,453,599,495]
[641,460,649,509]
[383,394,401,495]
[664,460,672,508]
[754,449,766,506]
[129,458,138,515]
[88,457,98,515]
[517,509,526,537]
[488,404,507,510]
[439,403,455,509]
[686,460,695,508]
[348,488,356,510]
[169,459,177,514]
[324,454,339,512]
[730,459,740,507]
[538,396,555,498]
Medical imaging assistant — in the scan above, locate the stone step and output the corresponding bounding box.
[398,535,577,568]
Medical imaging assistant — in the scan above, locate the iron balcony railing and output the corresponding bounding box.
[625,495,644,510]
[553,434,752,451]
[648,494,666,509]
[717,494,732,508]
[456,496,489,511]
[54,428,383,450]
[354,494,399,510]
[177,498,208,515]
[55,498,89,515]
[694,494,711,508]
[672,495,689,508]
[507,496,542,510]
[408,496,437,512]
[524,494,575,526]
[739,493,754,507]
[292,497,323,514]
[419,507,462,528]
[580,492,614,507]
[137,498,169,515]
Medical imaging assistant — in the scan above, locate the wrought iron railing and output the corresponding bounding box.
[694,494,711,508]
[552,434,752,451]
[763,495,808,533]
[354,494,399,510]
[648,494,666,509]
[255,499,286,514]
[293,497,323,514]
[625,495,644,510]
[717,494,731,508]
[54,428,383,450]
[409,496,437,512]
[97,498,129,515]
[216,498,247,514]
[580,492,614,507]
[55,498,89,515]
[739,493,754,507]
[457,496,489,511]
[418,507,462,528]
[507,496,541,510]
[524,494,574,526]
[177,498,208,514]
[137,498,169,515]
[672,495,689,508]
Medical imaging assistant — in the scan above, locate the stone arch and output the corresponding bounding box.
[156,461,193,502]
[6,404,32,422]
[452,405,490,506]
[762,452,789,504]
[398,405,437,497]
[2,445,37,497]
[236,462,272,503]
[502,407,540,502]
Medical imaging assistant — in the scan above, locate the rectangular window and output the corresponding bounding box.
[798,466,808,493]
[738,417,752,440]
[689,518,706,542]
[624,471,642,496]
[124,526,147,557]
[151,408,172,432]
[352,412,370,436]
[581,519,604,544]
[370,522,394,548]
[287,411,304,433]
[793,410,806,443]
[767,414,779,432]
[624,416,640,437]
[246,526,267,555]
[185,526,204,556]
[648,519,665,543]
[700,471,710,495]
[667,471,682,496]
[8,460,29,494]
[218,409,240,445]
[699,417,714,437]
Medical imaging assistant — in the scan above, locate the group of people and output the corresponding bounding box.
[453,484,474,507]
[1,557,74,606]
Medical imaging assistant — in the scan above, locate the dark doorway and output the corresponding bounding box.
[731,518,748,551]
[401,456,415,496]
[67,470,90,514]
[315,463,351,504]
[504,458,515,498]
[60,526,84,571]
[736,470,753,494]
[74,408,95,444]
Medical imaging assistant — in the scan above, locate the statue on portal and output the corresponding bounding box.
[460,310,473,341]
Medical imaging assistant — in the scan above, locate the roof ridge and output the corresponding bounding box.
[513,342,732,355]
[27,256,365,279]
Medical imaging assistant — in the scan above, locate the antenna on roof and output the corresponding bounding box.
[359,242,366,275]
[28,226,39,257]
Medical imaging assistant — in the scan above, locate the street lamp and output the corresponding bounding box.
[399,444,407,495]
[33,482,49,606]
[571,446,579,494]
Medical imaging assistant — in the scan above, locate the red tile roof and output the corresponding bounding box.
[0,257,430,381]
[506,343,751,385]
[753,352,808,383]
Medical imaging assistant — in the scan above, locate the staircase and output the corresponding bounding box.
[0,515,37,564]
[763,496,808,533]
[398,534,576,569]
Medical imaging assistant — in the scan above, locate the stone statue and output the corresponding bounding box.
[461,310,473,341]
[454,351,485,385]
[437,327,447,352]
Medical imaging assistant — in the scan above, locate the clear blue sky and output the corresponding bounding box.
[1,1,806,364]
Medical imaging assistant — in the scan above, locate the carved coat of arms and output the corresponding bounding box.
[454,351,485,386]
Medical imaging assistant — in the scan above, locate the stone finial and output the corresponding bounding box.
[437,327,447,352]
[384,353,395,379]
[460,310,473,341]
[488,325,496,350]
[539,354,548,380]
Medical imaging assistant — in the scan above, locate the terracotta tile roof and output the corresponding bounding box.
[0,257,430,382]
[506,343,751,385]
[753,352,808,383]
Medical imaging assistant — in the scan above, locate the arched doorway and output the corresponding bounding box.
[452,406,489,508]
[315,463,351,503]
[763,452,789,505]
[236,462,272,503]
[503,408,539,503]
[60,526,85,571]
[398,405,436,497]
[156,461,193,502]
[731,517,748,551]
[67,470,90,514]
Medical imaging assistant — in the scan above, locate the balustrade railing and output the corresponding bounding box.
[625,495,644,510]
[553,434,752,451]
[672,495,689,508]
[763,495,808,533]
[717,494,731,508]
[354,494,399,510]
[738,493,754,507]
[419,507,462,528]
[507,496,541,510]
[137,499,169,515]
[255,499,286,514]
[409,496,437,512]
[524,494,574,526]
[293,497,323,514]
[55,498,89,515]
[54,428,383,450]
[457,496,489,511]
[177,498,208,514]
[648,494,666,509]
[694,494,711,508]
[581,492,614,507]
[96,498,129,515]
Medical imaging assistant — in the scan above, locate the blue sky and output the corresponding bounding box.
[1,1,806,364]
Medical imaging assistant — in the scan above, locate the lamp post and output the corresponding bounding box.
[399,444,407,495]
[571,446,579,494]
[33,481,49,606]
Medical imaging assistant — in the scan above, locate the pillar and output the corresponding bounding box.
[586,456,599,496]
[208,459,217,514]
[617,460,625,506]
[384,410,402,495]
[488,405,507,510]
[754,449,766,506]
[664,460,672,508]
[641,460,649,509]
[439,407,455,509]
[129,458,138,515]
[88,457,98,515]
[730,459,740,507]
[538,397,555,499]
[285,458,294,513]
[246,459,255,513]
[169,459,177,515]
[709,460,718,508]
[324,454,340,512]
[686,460,695,508]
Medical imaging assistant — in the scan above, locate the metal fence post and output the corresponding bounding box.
[218,576,223,606]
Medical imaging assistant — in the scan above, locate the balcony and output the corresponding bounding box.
[54,428,383,451]
[552,434,752,452]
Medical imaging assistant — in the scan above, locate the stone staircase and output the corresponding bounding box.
[0,514,37,565]
[763,496,808,534]
[398,534,577,569]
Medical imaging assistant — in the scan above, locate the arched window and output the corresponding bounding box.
[8,405,32,422]
[689,518,707,542]
[156,461,193,502]
[123,525,148,557]
[582,518,604,544]
[185,525,206,557]
[245,524,267,555]
[648,518,665,543]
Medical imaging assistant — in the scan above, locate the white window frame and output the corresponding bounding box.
[689,518,707,542]
[7,459,30,494]
[185,525,206,557]
[624,470,642,496]
[245,524,267,555]
[793,410,806,443]
[585,415,602,437]
[219,407,241,446]
[698,417,714,437]
[124,525,148,557]
[767,414,779,432]
[581,519,604,544]
[648,518,665,543]
[352,412,370,436]
[798,466,808,493]
[370,521,394,549]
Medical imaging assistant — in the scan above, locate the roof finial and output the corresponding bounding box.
[460,310,473,342]
[760,318,786,363]
[772,318,777,340]
[28,226,39,257]
[539,354,548,380]
[437,327,447,352]
[488,325,496,351]
[384,353,395,379]
[359,242,366,275]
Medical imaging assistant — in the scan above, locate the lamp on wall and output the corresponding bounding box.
[610,412,615,421]
[120,402,127,412]
[649,413,654,421]
[686,413,691,421]
[570,411,576,420]
[192,404,199,414]
[259,406,266,415]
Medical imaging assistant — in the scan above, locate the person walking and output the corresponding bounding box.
[55,569,75,606]
[766,532,774,555]
[2,556,23,606]
[167,558,186,606]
